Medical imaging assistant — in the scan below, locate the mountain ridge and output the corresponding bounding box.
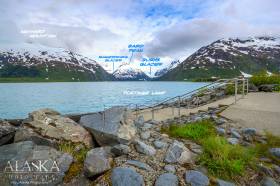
[158,36,280,81]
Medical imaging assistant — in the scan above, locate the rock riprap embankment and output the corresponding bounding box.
[0,104,279,185]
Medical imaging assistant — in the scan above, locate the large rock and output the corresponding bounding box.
[111,167,144,186]
[217,179,236,186]
[127,160,153,171]
[0,121,16,146]
[185,170,209,186]
[111,144,130,156]
[84,147,113,177]
[258,84,278,92]
[269,148,280,159]
[260,177,279,186]
[14,127,57,148]
[25,108,93,148]
[80,106,136,146]
[0,141,73,185]
[155,173,178,186]
[165,140,193,164]
[134,140,156,156]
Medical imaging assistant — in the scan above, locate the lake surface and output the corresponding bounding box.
[0,82,208,119]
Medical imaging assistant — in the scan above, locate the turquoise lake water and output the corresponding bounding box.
[0,82,208,119]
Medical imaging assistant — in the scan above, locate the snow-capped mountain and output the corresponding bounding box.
[159,36,280,80]
[154,60,181,77]
[0,42,113,81]
[113,63,150,80]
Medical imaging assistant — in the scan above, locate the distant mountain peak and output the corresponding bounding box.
[113,63,150,80]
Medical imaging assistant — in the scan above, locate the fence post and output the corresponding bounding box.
[103,104,105,126]
[234,79,238,104]
[242,78,245,98]
[247,78,249,94]
[135,104,138,119]
[178,97,181,118]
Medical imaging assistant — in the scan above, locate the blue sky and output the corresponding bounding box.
[1,0,280,73]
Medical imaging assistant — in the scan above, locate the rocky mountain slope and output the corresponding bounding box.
[159,36,280,80]
[154,60,181,77]
[113,63,150,81]
[0,43,113,81]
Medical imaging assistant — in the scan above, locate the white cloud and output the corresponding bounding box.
[0,0,280,74]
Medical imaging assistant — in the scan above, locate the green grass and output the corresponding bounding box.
[255,132,280,164]
[161,120,216,142]
[58,142,89,183]
[199,136,256,179]
[161,120,256,180]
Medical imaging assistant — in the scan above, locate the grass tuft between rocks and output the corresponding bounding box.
[58,142,90,183]
[161,120,216,141]
[161,120,256,180]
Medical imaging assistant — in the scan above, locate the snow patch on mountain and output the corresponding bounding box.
[0,42,100,74]
[113,63,150,80]
[154,60,181,77]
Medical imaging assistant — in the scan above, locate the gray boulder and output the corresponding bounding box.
[230,128,241,139]
[153,140,167,149]
[165,140,193,164]
[111,167,144,186]
[185,170,209,186]
[25,108,93,148]
[0,121,16,146]
[111,144,130,156]
[134,140,156,156]
[227,138,239,145]
[141,123,153,131]
[216,127,226,135]
[164,165,176,173]
[127,160,153,171]
[217,179,236,186]
[258,84,278,92]
[155,173,178,186]
[242,128,257,136]
[84,147,113,177]
[269,148,280,159]
[140,131,151,140]
[14,127,57,148]
[0,141,73,185]
[80,106,136,146]
[215,118,227,125]
[260,177,279,186]
[134,115,145,128]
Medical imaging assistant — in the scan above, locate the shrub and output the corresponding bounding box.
[250,71,280,86]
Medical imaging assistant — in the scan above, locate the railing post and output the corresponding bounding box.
[234,79,238,104]
[103,104,105,126]
[178,97,181,117]
[242,78,245,98]
[135,104,138,119]
[247,78,249,94]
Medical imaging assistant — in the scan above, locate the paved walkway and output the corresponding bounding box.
[220,93,280,135]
